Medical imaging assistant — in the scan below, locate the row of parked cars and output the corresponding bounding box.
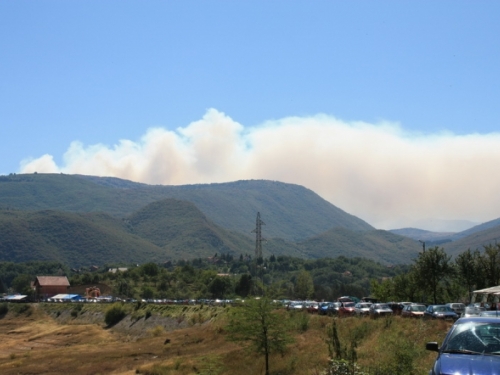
[287,300,394,319]
[287,299,500,322]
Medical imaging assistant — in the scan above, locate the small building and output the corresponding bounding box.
[34,276,70,299]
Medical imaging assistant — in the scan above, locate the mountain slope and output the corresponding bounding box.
[442,224,500,257]
[448,217,500,241]
[389,228,455,247]
[298,228,421,264]
[126,199,255,258]
[0,173,373,241]
[0,209,167,267]
[137,179,374,241]
[391,218,500,257]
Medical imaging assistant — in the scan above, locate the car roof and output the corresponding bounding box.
[454,316,500,324]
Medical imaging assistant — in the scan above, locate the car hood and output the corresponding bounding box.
[435,353,500,375]
[434,312,457,316]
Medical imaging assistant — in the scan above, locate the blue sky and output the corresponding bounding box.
[1,1,500,230]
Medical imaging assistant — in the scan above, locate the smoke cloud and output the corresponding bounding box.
[20,108,500,230]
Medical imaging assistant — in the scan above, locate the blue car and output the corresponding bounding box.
[424,304,459,321]
[426,316,500,375]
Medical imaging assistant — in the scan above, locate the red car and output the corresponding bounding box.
[338,301,356,316]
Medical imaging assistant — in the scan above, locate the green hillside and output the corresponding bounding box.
[0,173,373,240]
[137,179,374,241]
[0,173,431,266]
[442,224,500,257]
[0,209,167,267]
[126,199,255,258]
[298,227,422,264]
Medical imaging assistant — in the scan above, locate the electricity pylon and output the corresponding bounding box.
[252,212,265,259]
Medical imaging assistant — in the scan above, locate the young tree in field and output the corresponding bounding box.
[226,297,293,375]
[414,246,453,304]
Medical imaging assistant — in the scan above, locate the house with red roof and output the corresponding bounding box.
[34,276,70,299]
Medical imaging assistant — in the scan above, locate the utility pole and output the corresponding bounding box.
[419,240,426,253]
[252,212,265,260]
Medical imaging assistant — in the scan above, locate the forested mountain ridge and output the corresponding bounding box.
[0,173,427,266]
[0,198,419,267]
[0,209,167,266]
[0,173,373,241]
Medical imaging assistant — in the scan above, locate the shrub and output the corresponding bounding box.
[105,303,127,327]
[148,325,164,337]
[323,359,367,375]
[11,303,32,316]
[289,310,310,332]
[0,302,8,315]
[71,303,83,318]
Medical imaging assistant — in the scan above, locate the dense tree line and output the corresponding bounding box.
[370,244,500,304]
[1,254,403,301]
[4,244,498,303]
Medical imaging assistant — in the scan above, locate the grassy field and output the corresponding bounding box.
[0,303,451,375]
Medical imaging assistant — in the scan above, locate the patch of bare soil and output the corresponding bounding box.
[0,307,237,375]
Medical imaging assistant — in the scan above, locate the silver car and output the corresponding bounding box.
[354,302,372,316]
[369,303,393,319]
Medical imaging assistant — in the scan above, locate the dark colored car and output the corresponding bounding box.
[424,305,459,321]
[446,303,466,317]
[306,301,319,313]
[426,317,500,375]
[388,302,409,315]
[369,303,393,319]
[319,302,342,316]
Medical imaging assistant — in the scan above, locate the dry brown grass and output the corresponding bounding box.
[0,306,450,375]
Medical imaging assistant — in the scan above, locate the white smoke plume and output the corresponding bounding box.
[20,108,500,230]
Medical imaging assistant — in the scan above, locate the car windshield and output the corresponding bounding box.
[344,302,355,307]
[434,306,453,312]
[442,321,500,355]
[410,305,426,311]
[375,304,389,309]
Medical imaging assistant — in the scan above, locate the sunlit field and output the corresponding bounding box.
[0,303,451,375]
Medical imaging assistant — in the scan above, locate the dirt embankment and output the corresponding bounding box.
[41,302,221,338]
